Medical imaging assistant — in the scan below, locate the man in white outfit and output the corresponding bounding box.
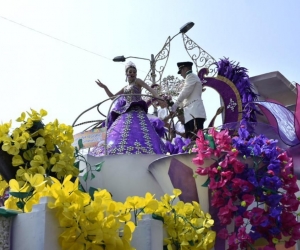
[171,61,206,138]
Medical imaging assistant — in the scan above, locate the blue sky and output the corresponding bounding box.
[0,0,299,132]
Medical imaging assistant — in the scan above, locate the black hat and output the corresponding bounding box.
[177,61,193,74]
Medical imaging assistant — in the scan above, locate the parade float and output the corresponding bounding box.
[0,23,299,250]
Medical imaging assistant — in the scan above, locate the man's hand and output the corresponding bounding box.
[171,103,178,113]
[158,100,167,108]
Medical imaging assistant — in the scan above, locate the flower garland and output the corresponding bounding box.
[154,189,216,250]
[193,121,300,249]
[0,109,216,250]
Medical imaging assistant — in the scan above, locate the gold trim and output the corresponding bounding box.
[204,75,243,123]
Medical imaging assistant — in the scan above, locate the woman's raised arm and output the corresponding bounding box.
[95,79,124,100]
[136,78,167,108]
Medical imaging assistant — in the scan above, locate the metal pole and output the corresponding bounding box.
[150,54,156,84]
[150,54,158,116]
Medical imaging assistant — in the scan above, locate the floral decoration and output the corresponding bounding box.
[0,109,216,250]
[47,178,215,250]
[0,109,79,211]
[5,173,47,212]
[0,109,78,182]
[47,175,136,250]
[193,120,300,250]
[154,189,216,250]
[165,137,191,155]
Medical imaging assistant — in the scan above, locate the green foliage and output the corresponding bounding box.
[89,186,98,200]
[9,191,33,199]
[201,178,210,187]
[74,140,104,190]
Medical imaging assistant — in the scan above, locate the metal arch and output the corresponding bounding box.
[144,36,171,87]
[182,33,218,77]
[72,98,110,131]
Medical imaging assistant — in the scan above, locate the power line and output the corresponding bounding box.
[0,15,150,73]
[0,16,149,73]
[0,15,113,61]
[0,15,160,127]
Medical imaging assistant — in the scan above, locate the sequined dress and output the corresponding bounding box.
[89,83,167,156]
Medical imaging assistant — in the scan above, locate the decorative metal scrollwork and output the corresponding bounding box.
[160,75,184,100]
[144,36,171,87]
[182,33,218,77]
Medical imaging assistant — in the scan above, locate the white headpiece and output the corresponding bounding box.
[125,61,136,72]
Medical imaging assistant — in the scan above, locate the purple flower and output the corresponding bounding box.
[149,118,166,138]
[269,206,282,218]
[164,137,191,155]
[260,176,282,191]
[249,228,262,241]
[269,226,281,235]
[165,141,177,155]
[265,194,282,207]
[267,159,281,175]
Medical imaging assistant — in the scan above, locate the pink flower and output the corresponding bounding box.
[234,216,244,227]
[211,191,226,207]
[228,233,239,250]
[242,194,255,206]
[227,198,238,212]
[291,223,300,241]
[231,158,245,173]
[281,193,300,211]
[219,157,229,168]
[192,156,204,166]
[237,226,251,242]
[217,228,229,239]
[218,206,233,225]
[222,186,232,197]
[219,171,234,187]
[214,129,232,151]
[244,207,266,226]
[195,166,208,175]
[209,178,220,189]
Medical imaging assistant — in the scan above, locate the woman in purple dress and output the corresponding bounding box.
[89,61,167,156]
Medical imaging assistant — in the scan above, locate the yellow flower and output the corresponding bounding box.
[23,193,41,212]
[143,192,158,213]
[30,154,45,168]
[173,189,182,197]
[0,175,8,196]
[5,196,20,210]
[39,109,47,117]
[12,155,25,167]
[24,173,46,192]
[124,196,144,210]
[35,137,45,147]
[1,140,20,155]
[27,108,45,122]
[16,112,26,122]
[9,179,30,193]
[0,121,12,137]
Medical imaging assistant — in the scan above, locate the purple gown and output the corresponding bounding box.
[89,83,167,156]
